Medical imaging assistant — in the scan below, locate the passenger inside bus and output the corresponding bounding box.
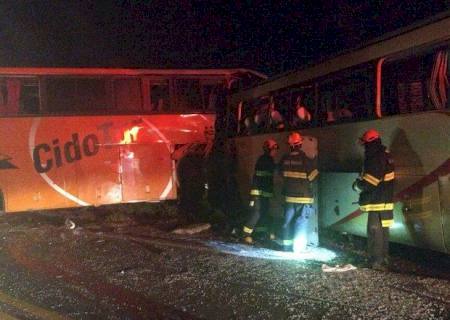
[268,97,285,131]
[291,95,312,128]
[335,101,353,122]
[150,83,169,112]
[253,96,271,132]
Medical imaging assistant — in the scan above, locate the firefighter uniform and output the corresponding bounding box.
[280,132,318,251]
[354,129,395,269]
[242,139,278,244]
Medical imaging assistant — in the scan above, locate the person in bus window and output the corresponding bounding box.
[207,86,218,111]
[269,97,285,131]
[254,96,271,133]
[291,95,312,128]
[243,115,257,135]
[151,85,169,112]
[326,109,336,124]
[353,129,395,271]
[336,101,353,122]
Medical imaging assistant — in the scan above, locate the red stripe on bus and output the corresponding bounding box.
[331,158,450,227]
[395,158,450,201]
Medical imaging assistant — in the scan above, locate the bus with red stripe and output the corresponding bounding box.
[229,14,450,253]
[0,68,265,213]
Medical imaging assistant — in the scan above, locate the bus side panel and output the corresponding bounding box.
[0,113,214,213]
[305,111,449,253]
[78,145,122,206]
[120,143,173,202]
[0,117,70,212]
[318,172,446,252]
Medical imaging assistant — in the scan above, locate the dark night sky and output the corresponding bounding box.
[0,1,449,76]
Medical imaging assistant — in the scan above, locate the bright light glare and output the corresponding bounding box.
[390,222,404,229]
[180,114,199,118]
[205,240,337,262]
[293,234,307,253]
[125,151,134,159]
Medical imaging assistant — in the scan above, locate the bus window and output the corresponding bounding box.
[19,78,40,114]
[383,48,449,115]
[113,78,142,112]
[201,81,226,112]
[150,81,169,112]
[318,65,373,125]
[0,78,21,115]
[0,80,7,107]
[202,84,216,112]
[175,79,202,112]
[46,78,111,114]
[290,87,314,129]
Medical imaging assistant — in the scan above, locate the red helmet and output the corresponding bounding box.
[263,139,279,152]
[288,132,303,146]
[359,129,380,144]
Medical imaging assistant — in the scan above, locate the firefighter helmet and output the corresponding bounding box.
[263,139,279,152]
[359,129,380,144]
[288,132,303,146]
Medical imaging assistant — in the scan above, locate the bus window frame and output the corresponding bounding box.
[40,75,116,115]
[0,76,42,116]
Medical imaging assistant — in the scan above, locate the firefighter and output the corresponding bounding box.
[242,139,279,244]
[353,129,395,271]
[280,132,318,252]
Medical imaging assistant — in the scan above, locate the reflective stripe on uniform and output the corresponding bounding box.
[243,226,253,234]
[384,172,395,181]
[360,203,394,211]
[250,189,273,197]
[255,170,273,177]
[381,219,394,228]
[283,171,307,179]
[362,173,381,186]
[282,239,293,245]
[285,196,314,204]
[308,169,319,181]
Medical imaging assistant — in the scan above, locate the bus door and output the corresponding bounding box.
[119,142,174,202]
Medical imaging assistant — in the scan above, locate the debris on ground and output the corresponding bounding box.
[321,263,357,273]
[172,223,211,235]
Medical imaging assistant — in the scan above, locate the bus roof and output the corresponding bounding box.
[0,67,267,79]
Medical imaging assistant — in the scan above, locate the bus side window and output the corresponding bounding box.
[175,79,202,112]
[202,84,218,112]
[19,78,40,114]
[113,78,142,112]
[150,82,169,112]
[46,78,110,114]
[0,78,21,115]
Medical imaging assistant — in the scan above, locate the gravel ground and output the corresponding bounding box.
[0,205,449,320]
